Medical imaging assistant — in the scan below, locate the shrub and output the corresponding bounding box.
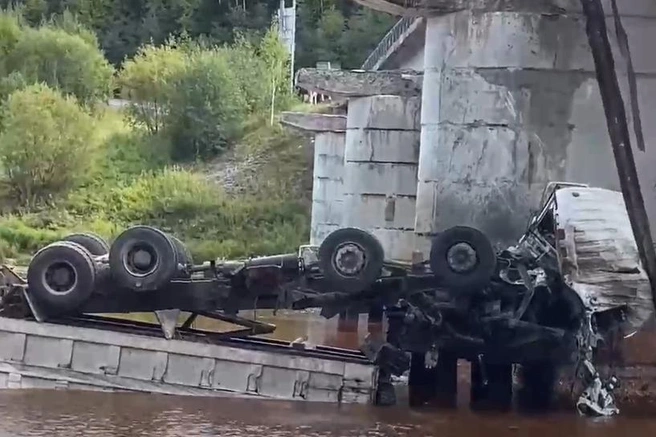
[0,9,22,75]
[117,27,293,163]
[6,25,114,104]
[220,36,269,115]
[0,70,28,101]
[164,48,248,160]
[117,42,187,134]
[118,41,248,162]
[108,167,222,223]
[0,84,100,207]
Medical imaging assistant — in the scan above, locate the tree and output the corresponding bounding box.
[0,9,22,76]
[6,25,114,104]
[340,8,395,68]
[0,84,99,207]
[314,7,344,64]
[117,42,187,134]
[259,23,291,125]
[164,47,248,160]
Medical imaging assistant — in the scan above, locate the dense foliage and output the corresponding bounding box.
[0,0,395,69]
[0,10,312,264]
[0,84,99,207]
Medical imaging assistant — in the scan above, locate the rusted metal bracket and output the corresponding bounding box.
[579,0,656,305]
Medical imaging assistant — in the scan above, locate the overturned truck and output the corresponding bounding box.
[0,182,652,416]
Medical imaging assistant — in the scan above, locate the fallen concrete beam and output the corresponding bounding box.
[280,112,347,133]
[295,69,422,98]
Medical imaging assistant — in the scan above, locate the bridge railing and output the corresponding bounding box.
[361,16,420,71]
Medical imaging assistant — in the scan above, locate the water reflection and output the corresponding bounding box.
[0,390,655,437]
[111,309,382,350]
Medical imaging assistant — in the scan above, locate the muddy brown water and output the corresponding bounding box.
[2,310,656,436]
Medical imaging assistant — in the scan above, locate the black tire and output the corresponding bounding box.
[169,235,193,266]
[318,227,384,293]
[63,232,109,256]
[27,241,96,314]
[429,226,496,290]
[109,225,179,291]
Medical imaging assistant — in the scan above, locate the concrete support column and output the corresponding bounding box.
[343,95,421,262]
[414,3,656,252]
[280,111,348,246]
[311,132,346,245]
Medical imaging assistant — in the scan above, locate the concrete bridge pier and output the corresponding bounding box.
[310,132,346,245]
[413,2,656,251]
[343,95,421,262]
[279,112,347,245]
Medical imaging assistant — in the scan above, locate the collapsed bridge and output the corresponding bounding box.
[1,0,655,419]
[1,180,652,416]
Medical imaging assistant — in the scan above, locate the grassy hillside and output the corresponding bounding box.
[0,108,314,266]
[0,10,319,266]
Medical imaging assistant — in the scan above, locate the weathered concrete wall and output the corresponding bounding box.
[310,132,346,245]
[413,2,656,252]
[342,96,421,261]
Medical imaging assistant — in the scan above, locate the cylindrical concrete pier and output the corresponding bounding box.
[414,2,656,252]
[342,95,421,262]
[310,132,346,245]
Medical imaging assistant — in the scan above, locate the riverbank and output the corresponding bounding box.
[0,11,318,267]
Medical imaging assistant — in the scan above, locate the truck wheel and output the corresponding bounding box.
[63,232,109,256]
[169,235,193,266]
[169,235,193,278]
[318,227,384,293]
[429,226,496,290]
[27,241,96,314]
[109,225,178,291]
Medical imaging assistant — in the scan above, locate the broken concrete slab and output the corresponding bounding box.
[280,112,347,133]
[295,68,423,98]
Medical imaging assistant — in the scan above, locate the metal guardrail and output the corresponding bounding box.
[361,16,419,71]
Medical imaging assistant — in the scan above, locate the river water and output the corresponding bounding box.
[0,310,654,436]
[1,390,652,437]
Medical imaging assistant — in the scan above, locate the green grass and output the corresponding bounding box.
[0,109,312,265]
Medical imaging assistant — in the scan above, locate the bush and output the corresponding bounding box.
[118,41,248,161]
[220,36,269,114]
[117,27,294,163]
[117,42,187,134]
[108,168,310,259]
[0,9,22,75]
[6,24,114,104]
[3,165,310,262]
[0,70,27,100]
[0,18,311,266]
[165,47,248,160]
[0,84,100,207]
